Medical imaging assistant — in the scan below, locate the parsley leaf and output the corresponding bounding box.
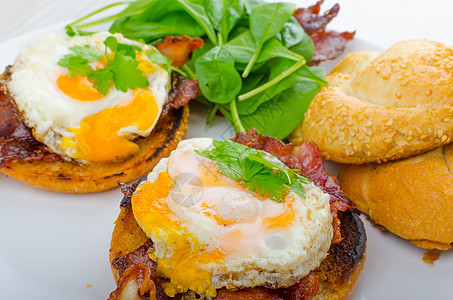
[89,68,113,96]
[110,52,150,92]
[196,140,311,202]
[57,45,102,77]
[57,36,153,96]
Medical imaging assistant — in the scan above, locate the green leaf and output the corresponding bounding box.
[281,17,304,48]
[69,45,103,61]
[89,68,113,95]
[223,30,255,63]
[196,139,309,203]
[290,32,315,62]
[59,56,94,77]
[110,52,150,92]
[244,0,264,14]
[205,0,245,43]
[104,36,119,52]
[195,46,242,103]
[117,43,142,58]
[242,2,296,77]
[249,2,295,43]
[257,38,303,63]
[177,0,218,45]
[57,45,102,77]
[110,12,206,43]
[240,67,326,139]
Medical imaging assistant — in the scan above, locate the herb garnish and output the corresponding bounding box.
[196,140,311,202]
[66,0,328,138]
[58,36,149,95]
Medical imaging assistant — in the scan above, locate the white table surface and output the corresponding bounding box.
[0,0,452,300]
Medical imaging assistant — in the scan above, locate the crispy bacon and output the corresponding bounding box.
[232,129,354,243]
[111,239,319,300]
[294,0,355,65]
[156,35,204,68]
[167,75,201,110]
[109,240,170,300]
[0,84,60,168]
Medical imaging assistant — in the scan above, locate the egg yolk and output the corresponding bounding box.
[61,90,159,162]
[132,161,298,297]
[57,75,104,101]
[132,172,223,298]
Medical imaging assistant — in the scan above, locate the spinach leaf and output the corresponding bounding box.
[240,78,323,139]
[177,0,218,45]
[205,0,245,44]
[281,17,304,48]
[237,64,326,115]
[290,32,315,62]
[110,12,205,42]
[223,30,255,63]
[196,46,242,103]
[225,32,301,64]
[221,67,325,139]
[242,2,296,77]
[258,38,302,62]
[244,0,264,14]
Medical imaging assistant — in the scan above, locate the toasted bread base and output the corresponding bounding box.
[109,202,366,299]
[0,106,188,193]
[338,145,453,250]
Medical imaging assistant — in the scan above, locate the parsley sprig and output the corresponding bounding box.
[196,140,311,202]
[58,36,150,95]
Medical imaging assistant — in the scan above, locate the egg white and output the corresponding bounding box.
[6,32,168,163]
[135,138,333,292]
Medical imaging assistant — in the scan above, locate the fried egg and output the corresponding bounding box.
[6,32,168,163]
[131,138,333,297]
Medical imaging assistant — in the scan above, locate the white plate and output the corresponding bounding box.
[0,23,452,300]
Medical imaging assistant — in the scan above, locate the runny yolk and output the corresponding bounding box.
[61,90,159,162]
[132,172,222,298]
[57,75,104,101]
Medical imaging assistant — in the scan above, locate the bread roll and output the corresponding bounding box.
[338,144,453,250]
[290,40,453,164]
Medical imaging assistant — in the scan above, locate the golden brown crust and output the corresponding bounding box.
[109,207,366,299]
[338,144,453,250]
[0,106,189,193]
[290,40,453,164]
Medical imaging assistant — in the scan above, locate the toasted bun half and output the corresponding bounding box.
[289,40,453,164]
[0,106,189,193]
[338,144,453,250]
[109,199,366,300]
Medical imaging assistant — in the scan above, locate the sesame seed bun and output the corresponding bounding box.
[289,40,453,164]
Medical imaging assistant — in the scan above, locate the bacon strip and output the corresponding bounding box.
[111,239,319,300]
[232,129,354,243]
[0,83,60,168]
[109,240,170,300]
[294,0,355,65]
[167,75,201,110]
[156,35,204,68]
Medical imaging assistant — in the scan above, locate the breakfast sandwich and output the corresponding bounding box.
[108,129,366,300]
[0,32,202,193]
